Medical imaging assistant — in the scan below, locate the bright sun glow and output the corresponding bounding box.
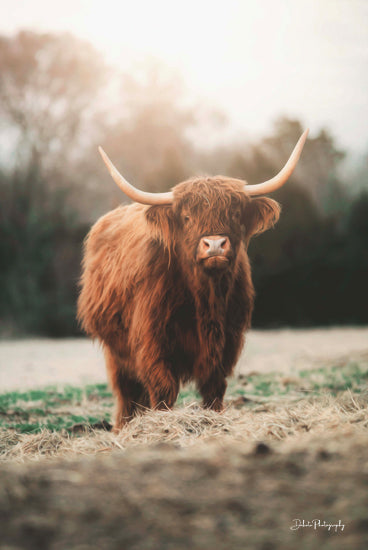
[0,0,367,152]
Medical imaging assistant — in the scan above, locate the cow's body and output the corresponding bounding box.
[78,177,280,429]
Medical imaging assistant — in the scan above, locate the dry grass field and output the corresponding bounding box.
[0,329,368,549]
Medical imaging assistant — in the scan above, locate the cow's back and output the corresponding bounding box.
[77,203,150,343]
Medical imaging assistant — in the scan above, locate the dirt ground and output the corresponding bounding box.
[0,328,367,549]
[1,431,368,550]
[1,326,368,390]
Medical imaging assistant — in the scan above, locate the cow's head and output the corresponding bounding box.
[98,129,308,276]
[144,178,280,276]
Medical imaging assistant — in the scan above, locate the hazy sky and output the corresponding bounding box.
[0,0,367,154]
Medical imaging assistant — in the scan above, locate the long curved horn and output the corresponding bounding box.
[98,147,174,205]
[245,129,309,196]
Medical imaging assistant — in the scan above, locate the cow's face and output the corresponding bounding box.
[146,177,280,277]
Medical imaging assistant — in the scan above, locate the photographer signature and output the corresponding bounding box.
[290,519,345,533]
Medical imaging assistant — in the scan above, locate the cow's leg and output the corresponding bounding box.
[114,375,150,430]
[197,374,227,412]
[104,348,149,431]
[141,361,179,411]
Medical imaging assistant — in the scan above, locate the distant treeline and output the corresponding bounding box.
[0,31,367,336]
[250,186,368,327]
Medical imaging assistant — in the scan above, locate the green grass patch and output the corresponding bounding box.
[0,384,113,434]
[231,361,368,399]
[176,385,200,405]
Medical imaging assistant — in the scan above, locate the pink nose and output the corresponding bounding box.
[197,235,231,259]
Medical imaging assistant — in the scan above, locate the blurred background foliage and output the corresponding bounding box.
[0,31,367,337]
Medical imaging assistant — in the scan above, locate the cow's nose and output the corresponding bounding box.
[199,235,230,258]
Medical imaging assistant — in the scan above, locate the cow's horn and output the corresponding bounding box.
[245,129,309,196]
[98,147,174,205]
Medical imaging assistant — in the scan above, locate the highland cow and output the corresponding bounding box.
[77,130,308,430]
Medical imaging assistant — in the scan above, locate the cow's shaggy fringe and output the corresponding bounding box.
[1,392,367,462]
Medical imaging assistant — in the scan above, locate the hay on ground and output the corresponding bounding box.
[1,391,367,462]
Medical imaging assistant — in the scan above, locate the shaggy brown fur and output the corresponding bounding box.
[77,176,280,430]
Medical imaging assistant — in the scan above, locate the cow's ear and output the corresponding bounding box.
[242,197,280,238]
[145,205,176,245]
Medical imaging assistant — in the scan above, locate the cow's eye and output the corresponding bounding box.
[184,215,191,224]
[234,210,241,221]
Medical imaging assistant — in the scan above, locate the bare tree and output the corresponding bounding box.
[0,30,108,179]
